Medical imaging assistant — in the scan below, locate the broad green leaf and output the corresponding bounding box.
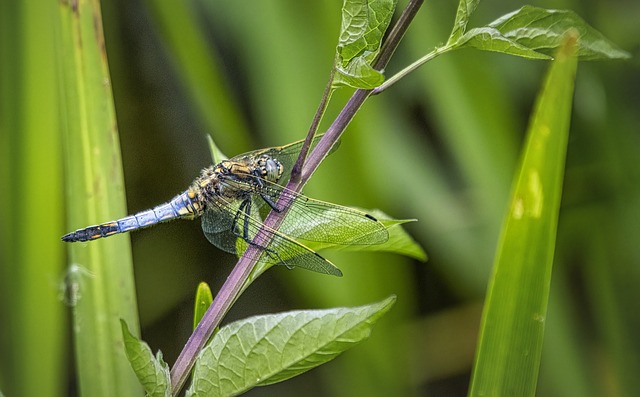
[193,282,214,330]
[186,296,396,397]
[469,33,578,396]
[448,0,480,43]
[486,6,630,60]
[455,27,552,60]
[121,320,171,397]
[333,0,397,89]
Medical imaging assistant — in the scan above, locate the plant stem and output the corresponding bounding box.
[169,0,425,394]
[290,67,335,184]
[374,0,424,71]
[372,46,448,95]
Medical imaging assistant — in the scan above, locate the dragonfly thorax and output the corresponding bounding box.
[193,155,284,206]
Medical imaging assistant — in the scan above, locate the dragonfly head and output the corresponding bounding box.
[256,155,283,183]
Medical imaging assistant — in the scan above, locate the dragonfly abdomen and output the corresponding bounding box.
[62,190,204,242]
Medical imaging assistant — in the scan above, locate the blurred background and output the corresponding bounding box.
[1,0,639,396]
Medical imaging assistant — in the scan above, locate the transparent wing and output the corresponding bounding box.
[201,194,342,276]
[200,200,240,255]
[244,178,390,248]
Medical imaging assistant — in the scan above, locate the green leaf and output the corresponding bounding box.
[334,57,385,89]
[333,0,397,89]
[485,6,630,60]
[193,282,214,330]
[186,296,396,397]
[376,215,427,261]
[121,320,171,397]
[307,208,427,261]
[448,0,480,43]
[469,33,578,396]
[206,134,228,165]
[456,27,552,60]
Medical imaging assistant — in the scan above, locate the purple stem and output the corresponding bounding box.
[169,0,424,394]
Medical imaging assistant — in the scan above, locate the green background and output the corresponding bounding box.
[1,0,639,396]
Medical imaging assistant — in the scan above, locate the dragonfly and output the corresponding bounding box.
[62,136,389,276]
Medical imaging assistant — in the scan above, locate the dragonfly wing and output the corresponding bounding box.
[252,180,390,247]
[201,192,342,276]
[201,205,237,254]
[241,226,343,276]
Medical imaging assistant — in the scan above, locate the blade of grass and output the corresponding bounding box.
[0,2,65,396]
[469,32,578,396]
[55,1,142,395]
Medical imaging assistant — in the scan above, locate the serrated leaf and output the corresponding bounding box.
[333,0,397,89]
[486,6,630,60]
[193,282,214,330]
[336,0,396,62]
[469,34,578,396]
[121,320,171,397]
[456,27,552,60]
[186,296,396,397]
[449,0,480,42]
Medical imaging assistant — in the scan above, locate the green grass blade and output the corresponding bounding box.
[469,33,578,396]
[55,1,142,395]
[0,2,65,396]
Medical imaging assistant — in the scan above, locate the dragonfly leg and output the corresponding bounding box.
[261,248,294,270]
[260,193,282,213]
[231,198,283,262]
[232,198,269,249]
[231,199,251,241]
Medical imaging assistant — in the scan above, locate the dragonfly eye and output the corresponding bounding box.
[258,156,283,182]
